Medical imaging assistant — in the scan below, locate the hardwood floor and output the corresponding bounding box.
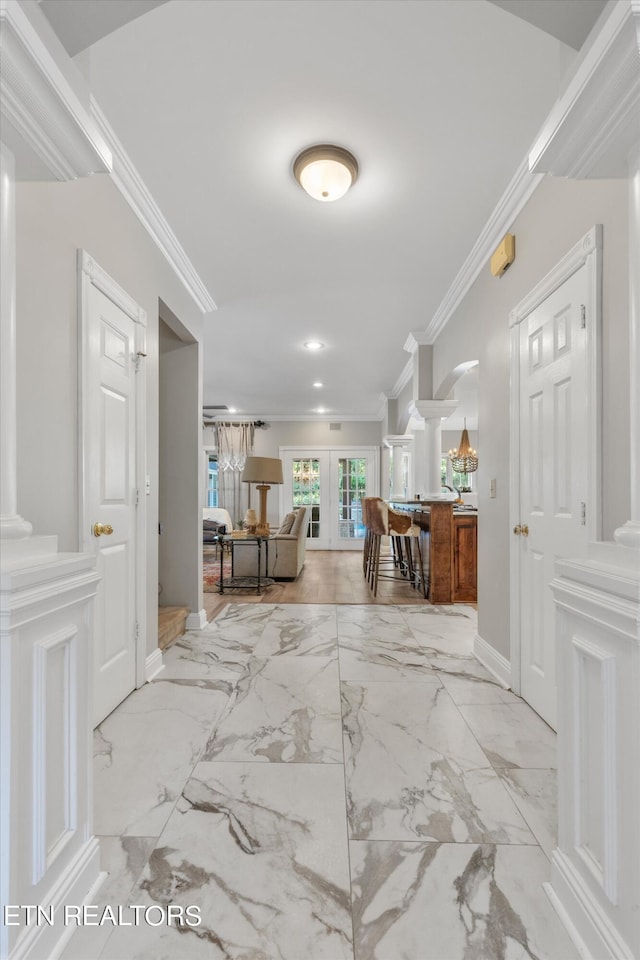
[203,548,436,622]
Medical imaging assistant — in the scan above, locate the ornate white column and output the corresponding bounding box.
[383,435,414,500]
[410,401,458,497]
[0,144,31,542]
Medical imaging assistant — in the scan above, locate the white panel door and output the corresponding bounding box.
[518,266,589,729]
[84,283,138,725]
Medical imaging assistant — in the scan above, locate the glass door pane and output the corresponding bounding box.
[337,458,367,540]
[292,458,319,538]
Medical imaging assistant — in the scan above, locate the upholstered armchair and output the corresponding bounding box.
[232,507,309,579]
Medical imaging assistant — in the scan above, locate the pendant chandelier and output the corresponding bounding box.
[449,419,478,473]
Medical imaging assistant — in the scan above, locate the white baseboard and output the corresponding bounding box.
[145,647,164,682]
[547,850,633,960]
[186,608,207,631]
[474,633,511,689]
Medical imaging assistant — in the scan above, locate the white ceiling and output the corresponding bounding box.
[41,0,605,421]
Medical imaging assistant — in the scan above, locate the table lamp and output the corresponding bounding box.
[241,457,284,536]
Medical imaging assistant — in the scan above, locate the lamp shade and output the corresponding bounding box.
[241,457,284,486]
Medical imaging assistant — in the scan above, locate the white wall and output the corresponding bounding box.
[159,320,202,613]
[253,420,382,454]
[432,175,628,661]
[15,173,205,656]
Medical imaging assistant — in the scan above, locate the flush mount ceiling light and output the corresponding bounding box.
[293,144,358,202]
[313,381,323,388]
[304,341,324,351]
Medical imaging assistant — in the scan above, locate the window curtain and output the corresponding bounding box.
[214,422,255,526]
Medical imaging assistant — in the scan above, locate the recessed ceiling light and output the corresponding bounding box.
[228,407,237,413]
[316,407,326,414]
[293,144,359,202]
[313,381,323,388]
[304,341,324,351]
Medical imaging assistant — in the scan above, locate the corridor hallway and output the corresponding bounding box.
[63,602,577,960]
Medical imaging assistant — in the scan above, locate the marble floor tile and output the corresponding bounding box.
[499,768,558,859]
[338,631,441,683]
[203,656,343,763]
[350,840,580,960]
[336,608,438,683]
[253,603,338,657]
[61,836,157,960]
[68,603,573,960]
[400,603,477,640]
[337,605,409,630]
[458,702,558,769]
[94,679,231,837]
[98,762,354,960]
[162,631,252,682]
[209,601,274,641]
[439,669,522,705]
[342,682,533,843]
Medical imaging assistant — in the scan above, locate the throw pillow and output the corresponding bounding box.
[278,511,296,534]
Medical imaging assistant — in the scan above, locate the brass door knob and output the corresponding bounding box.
[521,524,529,537]
[93,522,114,537]
[513,524,522,536]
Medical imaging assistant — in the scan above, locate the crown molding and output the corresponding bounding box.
[0,0,111,180]
[389,358,413,398]
[423,156,543,345]
[91,98,216,315]
[529,0,640,179]
[204,413,381,423]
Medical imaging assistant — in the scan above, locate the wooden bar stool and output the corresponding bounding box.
[367,500,427,598]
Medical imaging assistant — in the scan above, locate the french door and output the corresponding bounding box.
[280,447,379,549]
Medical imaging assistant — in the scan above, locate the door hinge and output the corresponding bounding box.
[135,488,140,506]
[580,501,586,525]
[580,305,586,329]
[135,621,140,640]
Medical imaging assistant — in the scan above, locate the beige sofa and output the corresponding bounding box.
[232,507,308,580]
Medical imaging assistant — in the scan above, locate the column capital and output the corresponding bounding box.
[409,400,458,422]
[383,435,414,449]
[403,331,432,354]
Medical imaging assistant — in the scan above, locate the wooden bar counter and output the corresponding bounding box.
[390,500,477,604]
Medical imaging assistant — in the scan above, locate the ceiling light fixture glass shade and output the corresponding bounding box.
[293,144,359,202]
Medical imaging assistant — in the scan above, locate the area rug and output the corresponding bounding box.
[203,553,231,592]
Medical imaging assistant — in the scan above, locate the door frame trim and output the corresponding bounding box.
[77,250,148,692]
[279,445,380,549]
[508,225,602,696]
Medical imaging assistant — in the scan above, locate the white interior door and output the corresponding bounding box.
[80,254,146,726]
[281,447,378,549]
[517,265,591,729]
